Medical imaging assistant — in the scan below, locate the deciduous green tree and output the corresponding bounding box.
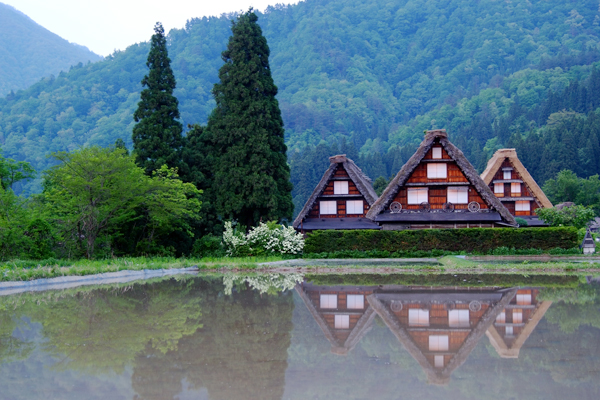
[206,9,293,228]
[43,146,201,259]
[132,22,184,176]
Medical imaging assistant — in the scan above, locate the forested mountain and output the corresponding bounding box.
[0,2,102,96]
[1,0,600,213]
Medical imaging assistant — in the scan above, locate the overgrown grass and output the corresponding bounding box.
[0,251,598,283]
[0,256,292,282]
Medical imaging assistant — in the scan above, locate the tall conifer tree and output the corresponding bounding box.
[206,10,293,227]
[133,22,184,175]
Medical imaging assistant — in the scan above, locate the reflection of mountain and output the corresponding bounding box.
[486,289,552,358]
[296,282,519,384]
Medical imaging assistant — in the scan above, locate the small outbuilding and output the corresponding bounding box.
[293,154,381,232]
[581,229,596,254]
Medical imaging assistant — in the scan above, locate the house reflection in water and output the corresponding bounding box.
[486,289,552,358]
[296,282,550,385]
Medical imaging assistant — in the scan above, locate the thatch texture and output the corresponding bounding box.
[293,154,378,229]
[366,129,517,226]
[481,148,552,208]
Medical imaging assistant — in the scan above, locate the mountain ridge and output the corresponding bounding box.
[0,2,102,96]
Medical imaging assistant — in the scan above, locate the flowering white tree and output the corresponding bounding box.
[222,221,304,257]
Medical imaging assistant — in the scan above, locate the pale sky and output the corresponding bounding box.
[3,0,300,56]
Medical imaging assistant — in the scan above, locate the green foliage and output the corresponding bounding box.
[543,170,600,214]
[191,234,226,258]
[204,10,293,227]
[0,185,31,260]
[41,146,201,259]
[1,0,597,203]
[0,150,35,191]
[373,176,390,196]
[515,217,528,227]
[536,205,596,229]
[304,227,579,254]
[132,22,184,176]
[0,3,101,96]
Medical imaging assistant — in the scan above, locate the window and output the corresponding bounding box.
[346,200,364,214]
[335,314,350,329]
[513,310,523,324]
[516,294,532,305]
[429,335,449,351]
[503,170,512,180]
[505,326,514,335]
[449,309,470,328]
[320,294,337,309]
[427,163,447,179]
[347,295,364,309]
[320,201,337,215]
[434,355,444,368]
[496,311,506,323]
[511,182,521,195]
[447,186,468,204]
[409,309,430,326]
[494,183,504,195]
[407,188,428,204]
[334,181,349,195]
[515,201,530,212]
[432,147,442,159]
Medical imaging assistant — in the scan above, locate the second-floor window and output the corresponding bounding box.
[427,163,447,179]
[407,188,428,204]
[320,201,337,215]
[511,182,521,195]
[334,181,349,194]
[447,186,468,203]
[346,200,363,214]
[494,183,504,195]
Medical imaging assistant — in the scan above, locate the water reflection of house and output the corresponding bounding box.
[486,288,552,358]
[297,282,518,384]
[367,287,516,385]
[295,282,377,355]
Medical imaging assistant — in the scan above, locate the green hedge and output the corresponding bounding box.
[304,227,579,254]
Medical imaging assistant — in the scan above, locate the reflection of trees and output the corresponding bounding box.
[130,279,294,400]
[0,314,34,364]
[0,278,202,374]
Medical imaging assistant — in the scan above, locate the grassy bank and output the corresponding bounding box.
[1,254,600,283]
[0,256,289,282]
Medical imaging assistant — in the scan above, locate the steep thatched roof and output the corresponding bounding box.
[366,129,517,226]
[295,284,376,355]
[486,300,552,358]
[481,149,553,208]
[367,288,517,385]
[293,154,378,229]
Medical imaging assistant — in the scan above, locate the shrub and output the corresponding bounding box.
[191,234,225,258]
[304,227,578,254]
[222,221,304,257]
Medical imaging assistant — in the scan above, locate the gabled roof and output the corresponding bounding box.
[366,130,517,226]
[481,149,552,208]
[293,154,378,229]
[486,300,553,358]
[367,288,517,385]
[294,284,376,355]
